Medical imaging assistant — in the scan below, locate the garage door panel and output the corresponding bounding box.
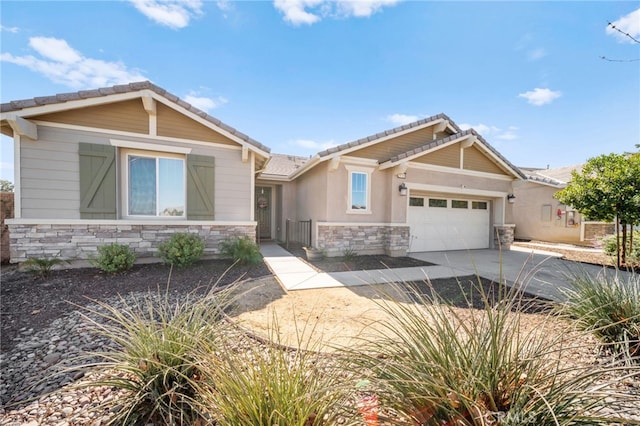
[408,197,490,252]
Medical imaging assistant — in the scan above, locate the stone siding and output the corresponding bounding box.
[8,223,256,263]
[317,224,410,257]
[1,192,14,264]
[493,224,515,249]
[583,222,615,242]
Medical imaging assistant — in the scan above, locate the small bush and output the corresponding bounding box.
[93,243,136,273]
[81,289,233,425]
[219,237,262,266]
[22,257,67,279]
[158,232,205,268]
[602,231,640,264]
[559,272,640,359]
[342,247,358,262]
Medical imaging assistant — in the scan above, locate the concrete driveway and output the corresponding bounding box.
[409,248,632,301]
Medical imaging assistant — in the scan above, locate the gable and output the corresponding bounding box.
[348,126,439,161]
[33,99,149,134]
[463,144,506,174]
[156,103,237,146]
[414,142,459,168]
[413,141,513,176]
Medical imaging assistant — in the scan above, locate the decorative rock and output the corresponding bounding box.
[43,353,61,366]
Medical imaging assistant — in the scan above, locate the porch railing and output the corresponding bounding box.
[285,219,312,249]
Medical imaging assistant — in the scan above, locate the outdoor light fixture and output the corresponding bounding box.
[399,183,408,196]
[507,193,516,203]
[397,172,407,179]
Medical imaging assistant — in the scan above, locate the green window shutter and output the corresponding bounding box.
[187,154,215,220]
[79,143,116,219]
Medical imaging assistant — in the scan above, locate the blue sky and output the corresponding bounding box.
[1,1,639,183]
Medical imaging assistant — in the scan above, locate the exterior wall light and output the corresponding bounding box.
[507,193,516,203]
[397,172,407,179]
[399,183,408,196]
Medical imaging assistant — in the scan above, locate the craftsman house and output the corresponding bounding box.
[1,82,525,262]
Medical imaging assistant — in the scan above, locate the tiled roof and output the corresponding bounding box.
[386,129,526,179]
[316,113,461,157]
[0,81,270,154]
[262,153,310,176]
[522,164,583,186]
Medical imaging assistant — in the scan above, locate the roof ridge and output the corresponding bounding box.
[316,113,459,157]
[1,81,270,154]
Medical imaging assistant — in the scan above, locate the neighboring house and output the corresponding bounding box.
[0,82,270,262]
[512,166,614,244]
[259,114,525,257]
[1,81,526,263]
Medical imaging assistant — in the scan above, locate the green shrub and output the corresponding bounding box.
[93,243,136,273]
[81,289,233,425]
[343,279,640,424]
[559,272,640,359]
[219,236,262,266]
[22,257,68,279]
[158,232,205,268]
[602,231,640,263]
[341,247,358,262]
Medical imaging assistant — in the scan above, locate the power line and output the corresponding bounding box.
[600,56,640,62]
[607,22,640,44]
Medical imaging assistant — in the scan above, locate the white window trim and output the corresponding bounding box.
[121,148,187,219]
[345,165,373,214]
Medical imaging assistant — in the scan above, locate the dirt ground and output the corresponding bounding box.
[0,242,602,354]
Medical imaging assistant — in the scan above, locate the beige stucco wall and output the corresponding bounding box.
[295,162,328,222]
[511,180,582,243]
[18,124,252,221]
[322,161,393,223]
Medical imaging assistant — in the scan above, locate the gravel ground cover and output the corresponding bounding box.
[1,244,638,424]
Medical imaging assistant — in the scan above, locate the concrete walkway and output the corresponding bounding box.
[260,242,634,301]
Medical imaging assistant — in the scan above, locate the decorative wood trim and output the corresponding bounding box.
[5,115,37,140]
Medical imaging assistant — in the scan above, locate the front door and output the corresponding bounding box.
[255,187,272,240]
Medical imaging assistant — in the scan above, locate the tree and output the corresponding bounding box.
[0,179,14,192]
[555,153,640,267]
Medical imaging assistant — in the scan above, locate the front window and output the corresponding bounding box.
[350,171,368,211]
[127,153,185,217]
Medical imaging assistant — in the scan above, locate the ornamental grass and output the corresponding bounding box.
[341,278,640,425]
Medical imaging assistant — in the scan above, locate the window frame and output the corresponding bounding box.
[122,148,187,219]
[345,165,373,214]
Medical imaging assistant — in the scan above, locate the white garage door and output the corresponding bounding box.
[408,196,490,252]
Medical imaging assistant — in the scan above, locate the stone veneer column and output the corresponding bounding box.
[493,224,516,250]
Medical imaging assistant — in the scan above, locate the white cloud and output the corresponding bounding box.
[1,25,19,33]
[386,113,419,126]
[292,138,337,151]
[458,123,519,141]
[184,92,227,112]
[527,48,547,61]
[606,8,640,43]
[496,126,519,141]
[273,0,399,26]
[129,0,203,29]
[1,36,146,89]
[518,88,561,106]
[335,0,400,18]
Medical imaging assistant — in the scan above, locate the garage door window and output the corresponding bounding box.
[409,197,424,207]
[472,201,488,210]
[428,198,447,208]
[452,200,468,209]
